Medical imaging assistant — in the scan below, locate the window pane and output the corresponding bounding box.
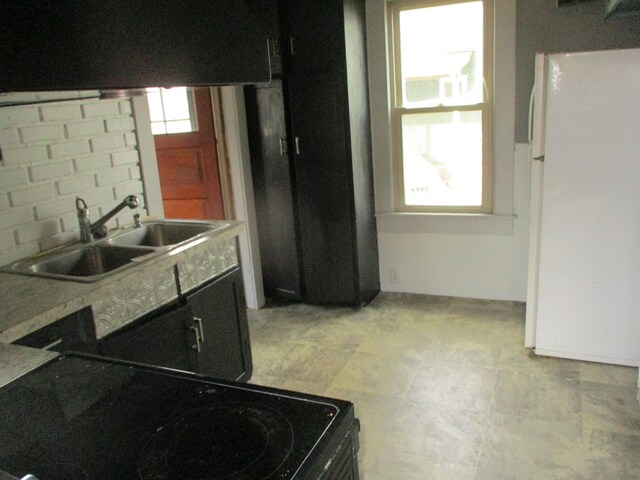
[166,120,195,134]
[399,1,483,108]
[150,122,167,135]
[401,110,483,206]
[146,87,198,135]
[161,87,191,121]
[147,91,165,123]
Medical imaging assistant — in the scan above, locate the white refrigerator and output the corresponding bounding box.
[525,48,640,367]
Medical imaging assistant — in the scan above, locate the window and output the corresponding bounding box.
[146,87,198,135]
[388,0,493,213]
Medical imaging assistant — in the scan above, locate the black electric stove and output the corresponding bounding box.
[0,354,359,480]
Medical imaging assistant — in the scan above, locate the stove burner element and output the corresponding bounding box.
[139,403,294,480]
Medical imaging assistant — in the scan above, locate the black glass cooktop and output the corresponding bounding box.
[0,354,346,480]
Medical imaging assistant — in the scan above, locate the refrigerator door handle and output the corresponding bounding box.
[528,85,535,144]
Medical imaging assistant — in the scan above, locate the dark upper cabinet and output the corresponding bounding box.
[245,0,283,76]
[247,0,380,307]
[0,0,271,91]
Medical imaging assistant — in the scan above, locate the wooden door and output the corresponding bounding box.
[154,88,225,220]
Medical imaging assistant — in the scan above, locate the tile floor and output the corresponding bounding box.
[247,293,640,480]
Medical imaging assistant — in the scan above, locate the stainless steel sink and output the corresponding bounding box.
[107,221,223,248]
[1,220,230,283]
[3,245,155,283]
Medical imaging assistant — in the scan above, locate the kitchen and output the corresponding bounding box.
[1,0,640,479]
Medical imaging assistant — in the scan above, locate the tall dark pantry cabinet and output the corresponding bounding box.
[245,0,379,307]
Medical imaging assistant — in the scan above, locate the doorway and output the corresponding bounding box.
[147,87,229,220]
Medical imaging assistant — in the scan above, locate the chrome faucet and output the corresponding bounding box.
[76,195,140,242]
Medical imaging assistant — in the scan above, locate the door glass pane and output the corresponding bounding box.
[398,1,483,108]
[146,87,198,135]
[401,110,482,206]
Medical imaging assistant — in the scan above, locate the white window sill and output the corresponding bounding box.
[376,212,517,235]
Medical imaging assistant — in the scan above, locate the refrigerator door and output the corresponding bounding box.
[530,49,640,366]
[524,53,548,348]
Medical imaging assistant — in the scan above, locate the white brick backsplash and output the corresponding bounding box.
[49,139,91,159]
[91,134,126,152]
[66,120,105,138]
[30,161,72,181]
[96,167,130,186]
[124,133,137,146]
[82,101,120,118]
[0,242,40,268]
[82,186,116,207]
[0,95,148,262]
[0,230,17,251]
[0,168,28,188]
[129,167,142,180]
[1,145,48,164]
[111,150,139,166]
[119,100,133,115]
[9,184,55,207]
[60,211,79,232]
[39,230,78,251]
[20,124,65,143]
[15,219,61,245]
[74,153,111,172]
[105,117,135,133]
[0,206,34,230]
[35,198,75,220]
[0,128,20,146]
[41,104,82,122]
[56,174,96,195]
[0,106,39,126]
[114,180,143,200]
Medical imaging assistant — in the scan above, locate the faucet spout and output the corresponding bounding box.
[76,195,140,242]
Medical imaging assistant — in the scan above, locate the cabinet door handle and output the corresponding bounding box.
[279,138,288,156]
[294,137,301,155]
[190,326,201,352]
[290,36,295,55]
[194,317,205,342]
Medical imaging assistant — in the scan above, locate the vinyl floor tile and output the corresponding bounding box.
[247,296,640,480]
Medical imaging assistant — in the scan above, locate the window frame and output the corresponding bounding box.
[387,0,494,214]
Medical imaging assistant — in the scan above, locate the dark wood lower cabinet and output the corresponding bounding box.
[187,268,252,381]
[99,268,252,382]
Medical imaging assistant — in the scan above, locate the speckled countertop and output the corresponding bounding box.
[0,343,58,387]
[0,221,244,344]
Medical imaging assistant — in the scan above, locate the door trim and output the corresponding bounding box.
[132,95,165,218]
[220,86,265,310]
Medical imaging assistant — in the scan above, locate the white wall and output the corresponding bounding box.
[367,0,529,301]
[0,92,146,266]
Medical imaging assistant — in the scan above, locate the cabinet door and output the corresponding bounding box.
[288,70,358,305]
[99,305,194,372]
[245,0,282,75]
[187,268,252,382]
[280,0,344,75]
[13,307,97,354]
[0,0,270,90]
[245,79,302,300]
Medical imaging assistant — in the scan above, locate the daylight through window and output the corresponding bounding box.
[388,0,492,212]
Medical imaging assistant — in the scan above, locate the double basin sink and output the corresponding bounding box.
[2,220,229,283]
